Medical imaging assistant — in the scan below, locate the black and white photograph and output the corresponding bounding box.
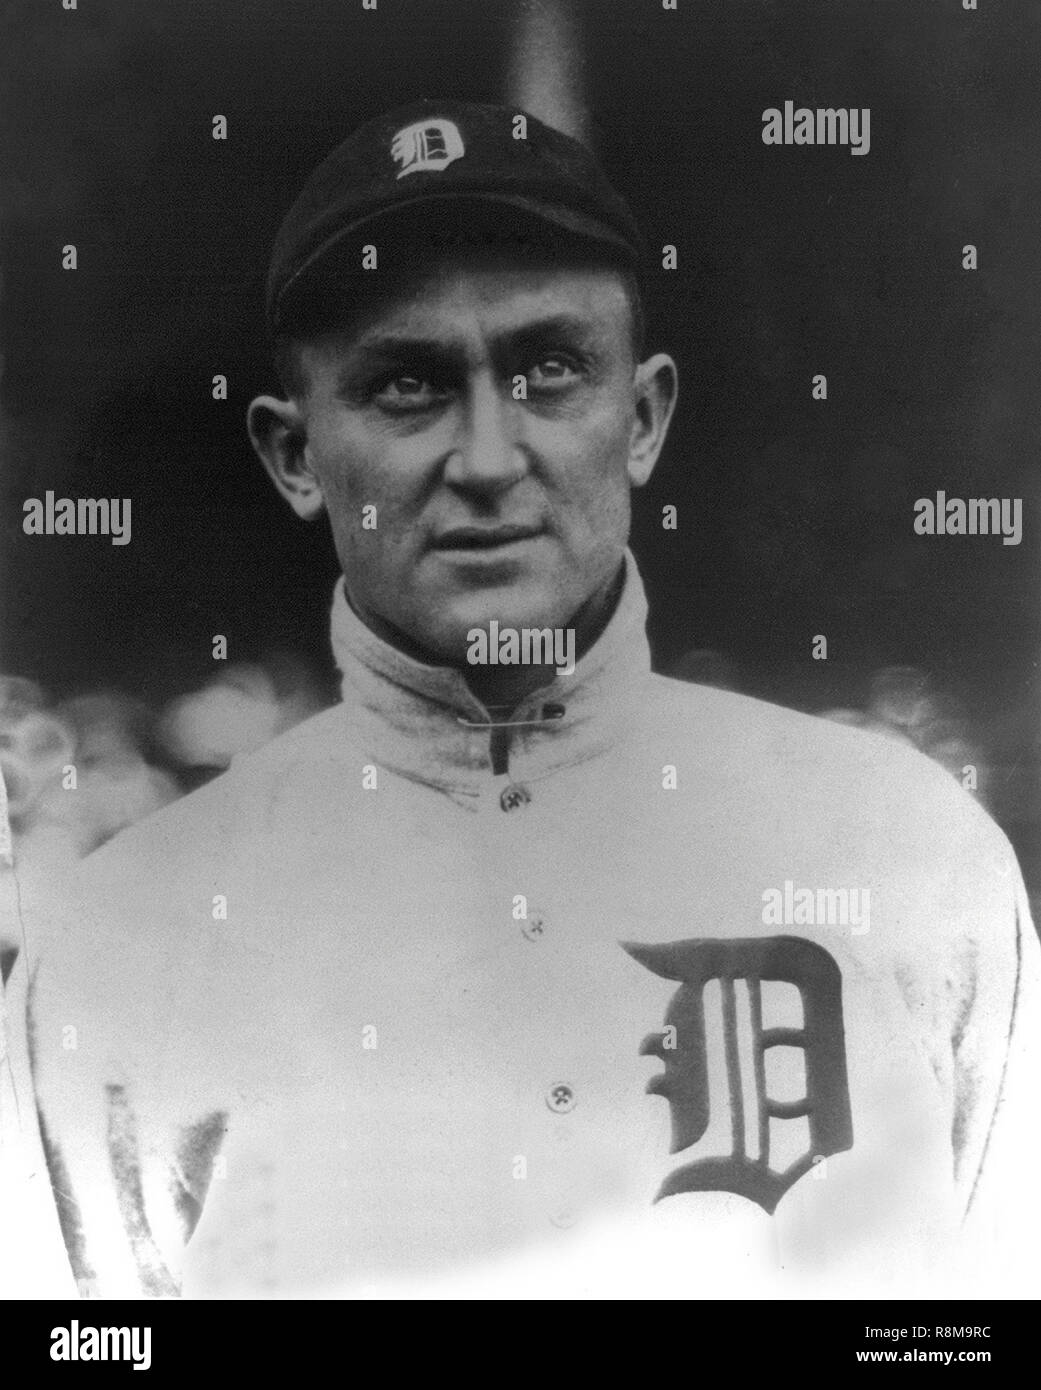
[1,0,1039,1343]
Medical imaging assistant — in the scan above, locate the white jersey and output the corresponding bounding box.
[29,554,1041,1298]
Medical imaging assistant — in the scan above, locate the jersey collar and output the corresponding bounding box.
[329,550,653,804]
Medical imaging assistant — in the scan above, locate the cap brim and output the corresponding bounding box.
[272,189,640,332]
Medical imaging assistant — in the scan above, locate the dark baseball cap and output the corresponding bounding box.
[266,98,645,335]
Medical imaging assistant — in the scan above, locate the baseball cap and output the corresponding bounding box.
[266,98,645,335]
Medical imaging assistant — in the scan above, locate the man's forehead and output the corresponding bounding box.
[308,251,630,355]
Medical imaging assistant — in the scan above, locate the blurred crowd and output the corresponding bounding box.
[0,660,326,888]
[2,655,989,882]
[819,666,986,791]
[667,650,990,801]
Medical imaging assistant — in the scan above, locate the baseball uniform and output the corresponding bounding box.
[29,552,1041,1298]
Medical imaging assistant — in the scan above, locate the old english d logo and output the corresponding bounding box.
[624,936,853,1214]
[391,119,465,178]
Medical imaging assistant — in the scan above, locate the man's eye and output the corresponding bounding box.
[526,355,581,391]
[373,375,447,410]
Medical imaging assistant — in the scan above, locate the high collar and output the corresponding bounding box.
[330,551,653,805]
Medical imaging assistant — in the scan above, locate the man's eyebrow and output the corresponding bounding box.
[346,333,463,361]
[332,314,605,397]
[333,335,466,397]
[504,313,597,343]
[346,315,598,361]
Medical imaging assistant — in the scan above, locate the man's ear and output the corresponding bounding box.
[246,395,326,521]
[627,353,678,488]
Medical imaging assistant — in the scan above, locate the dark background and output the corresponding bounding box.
[1,0,1038,880]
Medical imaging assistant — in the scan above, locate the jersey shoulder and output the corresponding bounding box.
[645,672,1015,875]
[79,704,349,881]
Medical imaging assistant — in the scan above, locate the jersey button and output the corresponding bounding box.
[546,1083,576,1114]
[499,782,531,812]
[521,911,547,942]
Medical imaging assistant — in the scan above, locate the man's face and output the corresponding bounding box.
[275,251,666,664]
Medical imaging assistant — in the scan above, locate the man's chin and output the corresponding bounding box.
[411,592,579,667]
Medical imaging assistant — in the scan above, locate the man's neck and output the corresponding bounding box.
[345,561,627,715]
[463,564,626,712]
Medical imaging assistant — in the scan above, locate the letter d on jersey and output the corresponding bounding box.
[622,935,853,1214]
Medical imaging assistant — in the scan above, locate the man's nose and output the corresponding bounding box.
[443,376,526,492]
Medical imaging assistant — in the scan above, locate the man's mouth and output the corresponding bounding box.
[432,524,543,551]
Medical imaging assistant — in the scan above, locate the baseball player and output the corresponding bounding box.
[29,100,1041,1298]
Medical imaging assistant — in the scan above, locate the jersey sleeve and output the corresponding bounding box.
[954,855,1041,1294]
[29,860,223,1297]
